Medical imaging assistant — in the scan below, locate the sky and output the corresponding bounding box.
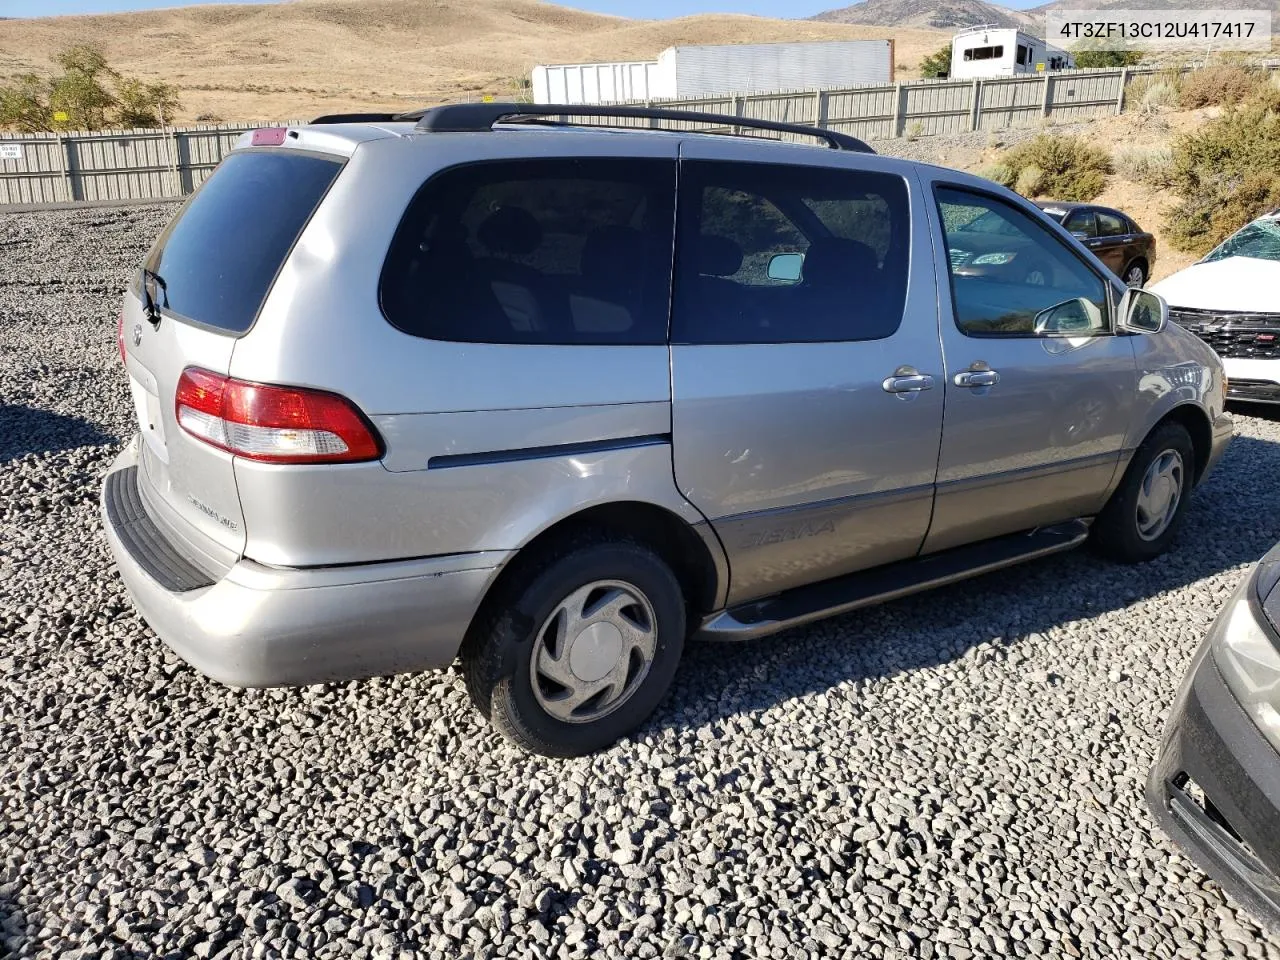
[1,0,1043,18]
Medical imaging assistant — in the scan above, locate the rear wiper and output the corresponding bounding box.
[140,268,169,325]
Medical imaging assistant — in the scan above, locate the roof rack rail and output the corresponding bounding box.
[310,112,415,124]
[406,102,874,153]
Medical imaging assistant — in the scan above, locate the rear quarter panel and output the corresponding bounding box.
[226,131,711,568]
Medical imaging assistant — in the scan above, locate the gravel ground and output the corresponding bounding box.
[4,204,1280,960]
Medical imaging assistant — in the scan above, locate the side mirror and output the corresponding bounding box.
[1117,287,1167,334]
[1070,231,1090,241]
[767,252,804,283]
[1034,296,1102,335]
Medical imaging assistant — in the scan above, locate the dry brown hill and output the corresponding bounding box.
[0,0,948,124]
[813,0,1035,32]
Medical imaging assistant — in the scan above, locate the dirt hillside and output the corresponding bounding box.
[0,0,949,123]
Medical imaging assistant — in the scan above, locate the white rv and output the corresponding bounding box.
[947,26,1075,80]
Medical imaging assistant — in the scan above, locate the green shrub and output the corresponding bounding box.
[115,77,179,127]
[0,75,48,132]
[1163,88,1280,255]
[1112,145,1175,188]
[1179,64,1267,109]
[1125,69,1183,114]
[1015,164,1046,196]
[978,162,1015,187]
[919,44,951,79]
[0,43,181,131]
[1073,44,1144,69]
[997,134,1112,201]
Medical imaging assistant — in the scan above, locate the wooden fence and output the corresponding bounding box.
[0,123,293,206]
[3,61,1278,207]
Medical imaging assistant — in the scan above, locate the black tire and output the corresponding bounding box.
[1091,422,1195,563]
[1123,261,1147,288]
[459,535,685,757]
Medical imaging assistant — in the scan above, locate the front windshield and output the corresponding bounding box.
[1039,208,1067,224]
[1202,218,1280,264]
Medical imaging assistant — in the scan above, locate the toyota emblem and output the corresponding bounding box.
[132,323,143,347]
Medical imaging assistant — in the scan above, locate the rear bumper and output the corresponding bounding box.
[101,442,508,687]
[1146,637,1280,932]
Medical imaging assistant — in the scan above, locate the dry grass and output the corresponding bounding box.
[0,0,949,123]
[1179,64,1268,109]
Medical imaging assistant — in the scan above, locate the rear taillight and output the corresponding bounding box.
[117,308,126,364]
[175,367,383,464]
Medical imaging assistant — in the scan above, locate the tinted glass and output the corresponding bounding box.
[936,186,1109,337]
[1096,211,1128,236]
[1062,209,1096,237]
[673,160,911,344]
[381,158,676,345]
[143,150,341,333]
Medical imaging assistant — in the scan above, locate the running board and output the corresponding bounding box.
[697,520,1090,642]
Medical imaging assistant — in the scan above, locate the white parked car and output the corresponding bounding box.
[1150,210,1280,403]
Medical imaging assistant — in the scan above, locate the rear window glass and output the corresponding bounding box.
[142,150,342,334]
[380,158,676,345]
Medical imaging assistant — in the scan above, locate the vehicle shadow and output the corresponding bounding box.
[0,892,26,957]
[660,432,1280,732]
[0,403,115,464]
[1229,400,1280,422]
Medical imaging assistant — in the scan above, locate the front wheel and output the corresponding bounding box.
[1091,422,1194,563]
[460,537,686,757]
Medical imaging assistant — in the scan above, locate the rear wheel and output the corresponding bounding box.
[1091,422,1194,563]
[1123,261,1147,288]
[460,537,685,757]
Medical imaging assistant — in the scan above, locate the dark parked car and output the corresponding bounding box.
[1037,202,1155,288]
[1148,543,1280,931]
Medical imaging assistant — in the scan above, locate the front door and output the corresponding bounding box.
[922,179,1138,553]
[670,143,945,606]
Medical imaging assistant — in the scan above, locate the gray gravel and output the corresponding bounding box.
[4,203,1280,960]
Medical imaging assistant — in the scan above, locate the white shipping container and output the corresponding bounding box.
[531,61,667,104]
[659,41,893,98]
[531,40,894,105]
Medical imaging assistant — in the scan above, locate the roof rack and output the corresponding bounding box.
[311,112,410,124]
[404,102,874,153]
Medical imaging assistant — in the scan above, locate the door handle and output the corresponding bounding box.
[882,372,935,394]
[954,369,1001,388]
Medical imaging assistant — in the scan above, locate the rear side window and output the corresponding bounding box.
[1096,211,1128,236]
[143,150,342,334]
[672,160,910,344]
[380,158,676,345]
[1063,209,1097,237]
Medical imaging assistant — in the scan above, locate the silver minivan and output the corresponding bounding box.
[102,103,1233,756]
